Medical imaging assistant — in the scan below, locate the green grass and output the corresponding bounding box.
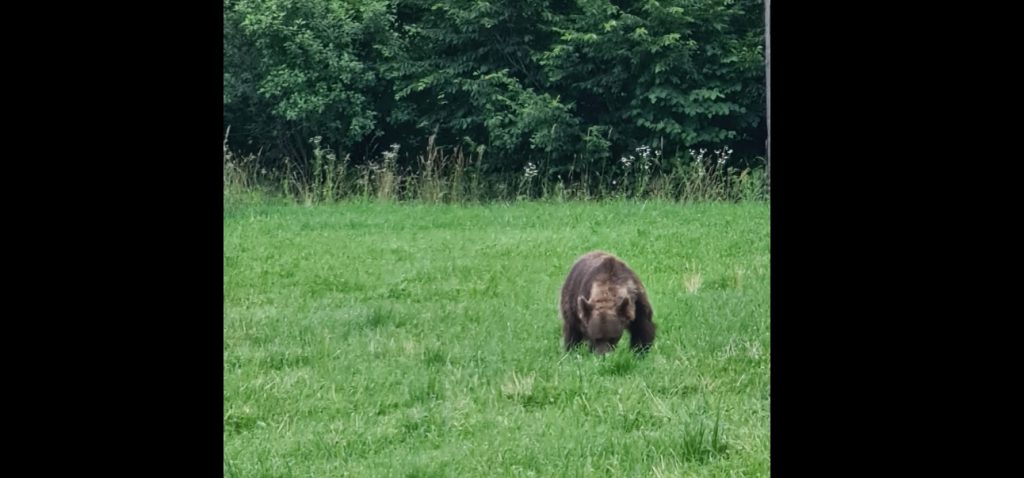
[224,199,769,477]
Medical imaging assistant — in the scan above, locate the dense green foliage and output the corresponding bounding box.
[224,0,765,183]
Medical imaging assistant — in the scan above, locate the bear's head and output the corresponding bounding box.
[577,293,635,355]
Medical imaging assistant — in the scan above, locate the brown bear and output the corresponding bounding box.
[559,251,655,355]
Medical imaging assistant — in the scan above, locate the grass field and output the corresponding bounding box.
[224,200,770,477]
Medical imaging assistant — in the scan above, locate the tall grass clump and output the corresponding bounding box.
[222,135,768,205]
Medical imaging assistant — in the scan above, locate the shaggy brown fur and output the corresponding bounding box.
[559,251,655,355]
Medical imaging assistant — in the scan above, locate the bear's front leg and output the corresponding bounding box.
[629,295,655,354]
[628,317,655,354]
[563,318,584,351]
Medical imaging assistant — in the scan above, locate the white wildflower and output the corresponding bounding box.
[523,162,538,179]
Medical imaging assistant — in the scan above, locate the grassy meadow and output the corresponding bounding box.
[224,199,769,476]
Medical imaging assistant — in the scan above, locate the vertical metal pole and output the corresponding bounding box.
[764,0,770,196]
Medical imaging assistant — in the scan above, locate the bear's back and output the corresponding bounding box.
[560,251,644,318]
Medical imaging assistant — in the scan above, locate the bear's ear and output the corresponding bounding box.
[577,295,593,320]
[618,296,634,321]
